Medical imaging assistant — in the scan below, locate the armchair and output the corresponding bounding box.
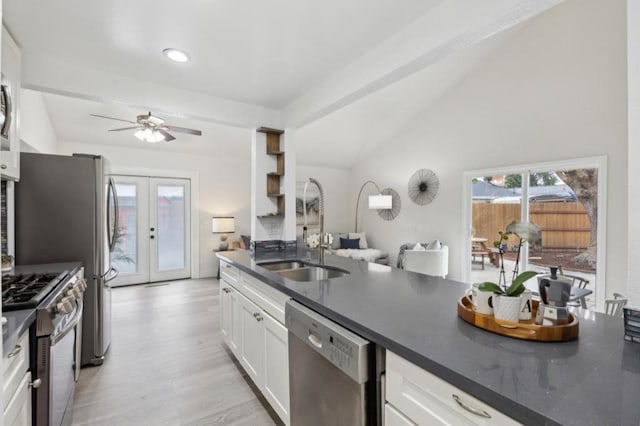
[403,245,449,278]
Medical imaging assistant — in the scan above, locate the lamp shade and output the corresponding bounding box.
[368,195,392,209]
[212,217,235,233]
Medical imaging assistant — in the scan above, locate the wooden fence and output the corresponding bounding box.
[472,202,590,250]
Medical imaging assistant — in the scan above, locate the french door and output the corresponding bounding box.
[110,176,191,286]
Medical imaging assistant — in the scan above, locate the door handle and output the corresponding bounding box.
[7,344,22,358]
[452,394,492,418]
[103,266,119,282]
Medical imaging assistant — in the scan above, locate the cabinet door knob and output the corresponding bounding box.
[452,394,491,418]
[29,378,42,389]
[255,313,263,322]
[150,235,155,239]
[1,164,7,169]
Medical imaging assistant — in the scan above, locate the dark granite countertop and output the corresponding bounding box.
[217,250,640,426]
[3,262,83,357]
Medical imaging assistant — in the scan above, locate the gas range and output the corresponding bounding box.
[2,263,86,426]
[2,272,68,311]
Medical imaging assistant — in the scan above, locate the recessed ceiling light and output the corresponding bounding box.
[162,48,190,63]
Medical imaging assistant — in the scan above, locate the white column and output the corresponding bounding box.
[281,129,297,242]
[628,0,640,306]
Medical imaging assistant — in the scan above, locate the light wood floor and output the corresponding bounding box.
[72,278,282,426]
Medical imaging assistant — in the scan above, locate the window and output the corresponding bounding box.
[463,157,606,311]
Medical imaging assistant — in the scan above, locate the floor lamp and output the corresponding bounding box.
[355,181,392,232]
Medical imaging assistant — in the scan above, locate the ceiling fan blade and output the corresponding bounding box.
[157,128,176,141]
[90,114,137,124]
[109,126,143,132]
[164,125,202,136]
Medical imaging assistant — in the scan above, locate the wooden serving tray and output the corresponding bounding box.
[458,296,579,342]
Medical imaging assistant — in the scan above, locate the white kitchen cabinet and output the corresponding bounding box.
[237,290,264,388]
[220,280,232,343]
[4,372,31,426]
[262,311,290,424]
[385,403,417,426]
[220,278,241,354]
[217,263,291,425]
[3,332,32,426]
[386,351,521,426]
[1,26,21,181]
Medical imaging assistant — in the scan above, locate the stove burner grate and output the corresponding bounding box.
[1,273,63,311]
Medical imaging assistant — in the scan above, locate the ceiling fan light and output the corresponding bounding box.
[162,48,190,63]
[134,128,165,143]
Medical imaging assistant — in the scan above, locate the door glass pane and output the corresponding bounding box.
[470,174,522,285]
[527,169,597,309]
[157,185,185,271]
[111,183,137,274]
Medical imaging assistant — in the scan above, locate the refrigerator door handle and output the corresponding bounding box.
[102,267,119,284]
[107,177,120,252]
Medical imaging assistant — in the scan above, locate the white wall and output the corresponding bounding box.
[19,88,58,153]
[349,0,628,296]
[57,140,251,278]
[296,164,352,235]
[628,0,640,307]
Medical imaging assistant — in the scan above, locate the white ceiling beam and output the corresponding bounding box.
[21,53,283,129]
[283,0,564,129]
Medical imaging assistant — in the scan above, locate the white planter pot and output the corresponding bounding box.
[493,295,522,323]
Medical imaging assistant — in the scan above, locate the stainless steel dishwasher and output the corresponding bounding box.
[285,300,383,426]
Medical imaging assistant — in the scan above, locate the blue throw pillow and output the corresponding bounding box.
[340,237,360,249]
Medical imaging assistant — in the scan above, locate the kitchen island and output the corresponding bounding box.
[217,249,640,426]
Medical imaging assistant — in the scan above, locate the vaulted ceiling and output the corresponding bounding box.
[4,0,564,167]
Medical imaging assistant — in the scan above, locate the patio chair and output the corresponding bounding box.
[563,274,590,308]
[605,293,627,317]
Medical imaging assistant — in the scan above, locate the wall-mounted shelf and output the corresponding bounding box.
[257,213,284,219]
[258,127,285,217]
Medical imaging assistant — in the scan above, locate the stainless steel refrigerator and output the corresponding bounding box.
[15,152,119,366]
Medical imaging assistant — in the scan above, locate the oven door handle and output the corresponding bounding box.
[51,299,83,346]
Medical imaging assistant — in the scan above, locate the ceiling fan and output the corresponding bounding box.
[90,111,202,143]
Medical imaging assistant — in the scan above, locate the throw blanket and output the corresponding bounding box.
[334,248,386,262]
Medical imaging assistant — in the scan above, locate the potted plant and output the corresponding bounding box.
[478,271,538,322]
[2,254,14,271]
[492,221,542,287]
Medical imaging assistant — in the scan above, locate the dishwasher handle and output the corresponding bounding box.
[308,332,323,348]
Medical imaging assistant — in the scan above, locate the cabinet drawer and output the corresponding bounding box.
[220,260,239,285]
[385,403,417,426]
[3,332,29,412]
[386,351,520,426]
[239,272,289,324]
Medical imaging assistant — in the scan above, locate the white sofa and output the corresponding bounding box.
[402,245,449,278]
[325,231,390,265]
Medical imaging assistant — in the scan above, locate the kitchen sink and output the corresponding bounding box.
[258,260,350,281]
[258,261,309,271]
[276,266,350,282]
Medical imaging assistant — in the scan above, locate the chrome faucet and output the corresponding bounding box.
[303,178,326,264]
